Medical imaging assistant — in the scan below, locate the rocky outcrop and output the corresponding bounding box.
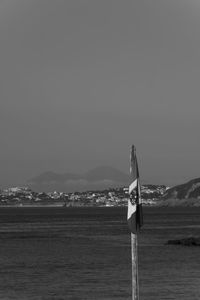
[166,237,200,246]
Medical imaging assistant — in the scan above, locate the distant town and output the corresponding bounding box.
[0,185,167,207]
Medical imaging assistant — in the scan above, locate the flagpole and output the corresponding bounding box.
[131,233,139,300]
[128,145,142,300]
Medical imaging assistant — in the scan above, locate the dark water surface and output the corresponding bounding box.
[0,207,199,300]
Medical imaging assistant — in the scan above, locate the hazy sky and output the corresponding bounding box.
[1,0,200,187]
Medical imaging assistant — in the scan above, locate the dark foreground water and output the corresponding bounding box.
[0,207,199,300]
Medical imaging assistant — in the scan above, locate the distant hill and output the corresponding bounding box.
[159,178,200,206]
[163,178,200,199]
[27,166,130,192]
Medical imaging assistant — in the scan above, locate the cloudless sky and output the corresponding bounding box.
[1,0,200,187]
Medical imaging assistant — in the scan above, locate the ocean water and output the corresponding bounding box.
[0,207,199,300]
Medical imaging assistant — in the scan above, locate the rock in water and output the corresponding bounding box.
[166,237,200,246]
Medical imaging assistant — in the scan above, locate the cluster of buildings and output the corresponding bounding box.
[0,184,167,207]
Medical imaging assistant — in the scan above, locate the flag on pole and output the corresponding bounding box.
[127,145,143,234]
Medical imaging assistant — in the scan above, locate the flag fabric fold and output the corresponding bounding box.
[127,145,143,234]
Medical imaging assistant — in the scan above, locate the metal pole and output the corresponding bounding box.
[131,233,139,300]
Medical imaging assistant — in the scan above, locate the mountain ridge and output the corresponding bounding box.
[163,177,200,199]
[27,166,130,192]
[158,177,200,206]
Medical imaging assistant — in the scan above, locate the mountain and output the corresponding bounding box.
[159,177,200,206]
[27,166,130,192]
[163,178,200,199]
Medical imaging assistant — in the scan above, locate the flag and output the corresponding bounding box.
[127,145,143,234]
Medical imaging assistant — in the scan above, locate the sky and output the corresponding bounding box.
[1,0,200,187]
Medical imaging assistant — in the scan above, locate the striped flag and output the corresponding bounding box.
[127,145,143,234]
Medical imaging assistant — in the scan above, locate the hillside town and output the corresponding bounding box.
[0,185,167,207]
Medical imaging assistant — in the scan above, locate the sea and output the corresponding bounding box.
[0,207,199,300]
